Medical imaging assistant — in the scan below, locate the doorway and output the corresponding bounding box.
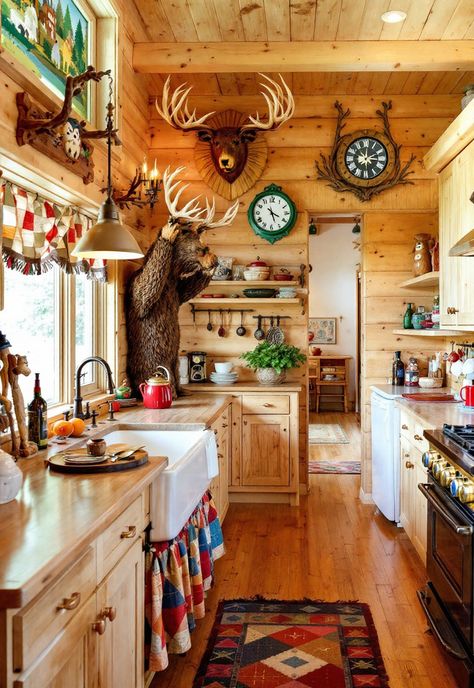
[307,214,362,475]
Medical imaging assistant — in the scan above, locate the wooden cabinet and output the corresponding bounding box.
[210,405,230,522]
[7,492,148,688]
[425,103,474,330]
[242,415,290,487]
[399,409,431,564]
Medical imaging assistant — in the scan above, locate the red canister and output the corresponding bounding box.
[139,366,173,409]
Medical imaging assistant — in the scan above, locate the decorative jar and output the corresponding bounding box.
[0,449,23,504]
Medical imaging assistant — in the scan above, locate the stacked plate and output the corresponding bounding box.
[277,287,297,298]
[210,370,239,385]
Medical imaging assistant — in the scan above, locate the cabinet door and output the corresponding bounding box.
[439,161,461,328]
[413,460,428,564]
[13,595,97,688]
[400,438,415,539]
[242,414,290,487]
[96,539,144,688]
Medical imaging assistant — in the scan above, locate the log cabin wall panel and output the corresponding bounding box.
[148,93,458,494]
[0,0,155,384]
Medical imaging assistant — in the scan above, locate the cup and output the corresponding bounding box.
[460,385,474,408]
[215,362,233,373]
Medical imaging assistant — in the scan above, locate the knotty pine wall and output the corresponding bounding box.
[147,93,460,495]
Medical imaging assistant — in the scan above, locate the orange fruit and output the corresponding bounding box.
[52,420,74,437]
[70,417,86,437]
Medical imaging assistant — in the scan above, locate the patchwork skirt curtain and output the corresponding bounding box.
[145,491,225,672]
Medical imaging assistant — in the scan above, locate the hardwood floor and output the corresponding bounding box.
[151,412,457,688]
[309,411,361,461]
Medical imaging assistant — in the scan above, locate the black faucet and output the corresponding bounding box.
[74,356,115,419]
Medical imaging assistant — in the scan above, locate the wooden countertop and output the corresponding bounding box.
[396,397,474,428]
[183,382,302,392]
[0,394,231,610]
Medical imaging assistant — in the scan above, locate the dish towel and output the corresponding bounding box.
[204,429,219,479]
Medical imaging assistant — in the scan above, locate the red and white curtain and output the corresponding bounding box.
[1,181,106,281]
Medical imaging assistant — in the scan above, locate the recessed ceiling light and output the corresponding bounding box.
[381,10,407,23]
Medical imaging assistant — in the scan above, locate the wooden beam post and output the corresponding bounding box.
[133,40,473,74]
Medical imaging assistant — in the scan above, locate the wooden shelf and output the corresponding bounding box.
[189,298,300,305]
[392,328,461,337]
[210,280,300,287]
[399,272,439,289]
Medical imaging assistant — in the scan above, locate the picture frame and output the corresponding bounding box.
[309,317,337,345]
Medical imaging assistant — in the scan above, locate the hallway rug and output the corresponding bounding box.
[309,460,361,475]
[193,599,389,687]
[309,423,349,444]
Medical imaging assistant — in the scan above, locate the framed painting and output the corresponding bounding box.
[309,317,337,345]
[1,0,94,121]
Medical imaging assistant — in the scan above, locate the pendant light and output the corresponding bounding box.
[72,79,144,260]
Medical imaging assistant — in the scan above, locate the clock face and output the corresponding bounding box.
[248,185,297,244]
[336,129,395,188]
[252,194,292,233]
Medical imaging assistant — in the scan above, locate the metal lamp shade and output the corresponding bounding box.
[72,198,144,260]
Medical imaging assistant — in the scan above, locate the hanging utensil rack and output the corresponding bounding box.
[190,305,255,324]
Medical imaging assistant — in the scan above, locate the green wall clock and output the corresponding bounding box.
[247,184,297,244]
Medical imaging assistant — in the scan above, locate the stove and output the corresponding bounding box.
[419,424,474,688]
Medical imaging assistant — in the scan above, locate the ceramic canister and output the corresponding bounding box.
[0,449,23,504]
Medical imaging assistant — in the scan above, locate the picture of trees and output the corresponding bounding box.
[1,0,91,120]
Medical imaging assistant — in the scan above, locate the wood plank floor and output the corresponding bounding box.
[151,412,457,688]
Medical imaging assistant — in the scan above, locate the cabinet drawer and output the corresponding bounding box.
[242,394,290,415]
[97,495,143,581]
[12,545,96,672]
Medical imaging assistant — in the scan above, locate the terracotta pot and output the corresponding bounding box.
[256,368,286,385]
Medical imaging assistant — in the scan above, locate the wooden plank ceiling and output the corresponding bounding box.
[134,0,474,96]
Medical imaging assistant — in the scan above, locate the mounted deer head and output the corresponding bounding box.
[155,75,295,194]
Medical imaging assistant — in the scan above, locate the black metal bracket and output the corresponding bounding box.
[190,305,255,323]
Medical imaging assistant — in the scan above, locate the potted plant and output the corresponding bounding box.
[240,341,306,385]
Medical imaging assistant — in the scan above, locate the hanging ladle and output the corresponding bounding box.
[207,310,213,332]
[236,310,246,336]
[218,310,225,337]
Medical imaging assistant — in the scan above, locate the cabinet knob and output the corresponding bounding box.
[57,592,81,611]
[101,606,116,622]
[401,424,408,430]
[120,525,137,539]
[222,424,228,428]
[447,307,459,314]
[404,452,410,458]
[92,618,106,635]
[405,461,414,469]
[218,453,224,459]
[263,403,273,407]
[414,434,423,441]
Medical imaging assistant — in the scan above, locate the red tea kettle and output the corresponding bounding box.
[139,366,173,409]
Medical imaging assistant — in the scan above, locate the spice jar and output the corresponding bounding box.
[86,438,107,457]
[405,357,420,387]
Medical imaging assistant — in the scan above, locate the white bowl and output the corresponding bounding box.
[244,270,270,281]
[463,358,474,376]
[214,362,234,373]
[418,377,443,388]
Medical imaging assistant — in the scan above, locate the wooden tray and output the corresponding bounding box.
[48,446,149,474]
[402,393,459,402]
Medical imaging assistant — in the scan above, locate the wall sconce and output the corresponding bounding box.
[113,157,162,210]
[308,217,318,235]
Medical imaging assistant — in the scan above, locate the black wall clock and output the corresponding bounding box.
[247,184,297,244]
[316,101,416,202]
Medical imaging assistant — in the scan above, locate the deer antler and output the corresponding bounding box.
[162,166,239,228]
[240,74,295,132]
[155,77,215,131]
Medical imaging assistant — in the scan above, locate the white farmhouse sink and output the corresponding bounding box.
[103,428,217,541]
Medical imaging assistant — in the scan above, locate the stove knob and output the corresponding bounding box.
[422,450,438,468]
[432,460,449,481]
[450,476,468,498]
[459,482,474,504]
[440,465,457,487]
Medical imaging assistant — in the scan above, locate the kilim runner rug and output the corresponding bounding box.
[309,424,350,444]
[193,599,389,687]
[309,460,361,475]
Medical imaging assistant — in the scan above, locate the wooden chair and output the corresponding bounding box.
[308,355,351,413]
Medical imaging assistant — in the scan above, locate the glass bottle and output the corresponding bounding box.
[403,303,414,329]
[28,373,48,449]
[404,358,420,387]
[392,351,405,386]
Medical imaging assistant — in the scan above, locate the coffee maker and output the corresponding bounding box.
[188,352,207,382]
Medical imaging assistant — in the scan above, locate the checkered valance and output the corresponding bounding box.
[1,181,107,282]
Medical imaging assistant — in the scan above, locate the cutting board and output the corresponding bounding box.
[402,393,459,403]
[48,446,149,474]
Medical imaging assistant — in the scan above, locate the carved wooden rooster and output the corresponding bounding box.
[126,167,239,398]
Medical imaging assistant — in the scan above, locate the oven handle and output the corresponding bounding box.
[417,589,468,660]
[418,483,474,536]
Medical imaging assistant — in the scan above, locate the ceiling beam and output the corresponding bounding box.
[133,40,473,74]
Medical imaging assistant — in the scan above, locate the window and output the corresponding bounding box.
[1,267,106,408]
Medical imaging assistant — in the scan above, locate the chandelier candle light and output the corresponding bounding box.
[72,77,144,261]
[113,156,162,209]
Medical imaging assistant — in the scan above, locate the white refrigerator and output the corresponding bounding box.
[370,386,402,523]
